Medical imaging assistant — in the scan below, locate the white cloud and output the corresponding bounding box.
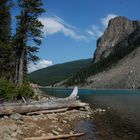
[101,14,117,27]
[28,60,53,73]
[86,25,103,39]
[39,16,86,41]
[39,14,118,41]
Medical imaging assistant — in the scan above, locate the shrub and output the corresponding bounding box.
[0,78,16,100]
[16,84,34,99]
[0,78,34,100]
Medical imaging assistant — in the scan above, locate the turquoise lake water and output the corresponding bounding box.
[42,88,140,140]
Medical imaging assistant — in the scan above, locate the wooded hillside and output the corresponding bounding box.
[29,59,92,86]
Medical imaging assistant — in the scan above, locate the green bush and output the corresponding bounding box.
[0,78,34,100]
[0,78,16,100]
[16,84,34,98]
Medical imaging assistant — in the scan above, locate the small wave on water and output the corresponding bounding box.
[74,120,97,140]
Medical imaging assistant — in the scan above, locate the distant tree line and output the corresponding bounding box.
[0,0,45,100]
[65,28,140,86]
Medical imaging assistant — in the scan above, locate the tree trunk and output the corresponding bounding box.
[14,60,18,84]
[17,50,24,86]
[0,100,88,115]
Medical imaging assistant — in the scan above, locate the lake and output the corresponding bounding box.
[41,88,140,140]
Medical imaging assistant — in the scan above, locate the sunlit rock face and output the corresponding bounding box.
[93,16,140,63]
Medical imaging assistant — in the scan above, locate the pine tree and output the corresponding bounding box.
[15,0,45,86]
[0,0,11,44]
[0,0,12,79]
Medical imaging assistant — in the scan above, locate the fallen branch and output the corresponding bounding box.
[27,108,68,115]
[24,133,86,140]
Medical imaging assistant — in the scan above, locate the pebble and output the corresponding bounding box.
[3,116,9,119]
[57,127,63,132]
[37,130,43,134]
[94,108,106,113]
[11,132,17,137]
[62,120,67,124]
[16,128,23,135]
[6,128,13,135]
[69,130,74,135]
[53,117,58,121]
[52,120,57,123]
[4,133,12,140]
[79,108,85,111]
[33,117,38,121]
[51,130,59,135]
[17,120,24,125]
[10,125,17,131]
[86,114,90,118]
[47,133,54,136]
[41,133,46,136]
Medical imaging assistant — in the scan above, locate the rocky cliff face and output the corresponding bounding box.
[93,16,140,63]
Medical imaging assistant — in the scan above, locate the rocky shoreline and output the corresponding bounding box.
[0,90,93,140]
[0,109,92,140]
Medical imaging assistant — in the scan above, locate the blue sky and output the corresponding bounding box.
[12,0,140,72]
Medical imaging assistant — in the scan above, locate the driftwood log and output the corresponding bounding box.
[24,133,86,140]
[0,87,88,115]
[0,100,87,115]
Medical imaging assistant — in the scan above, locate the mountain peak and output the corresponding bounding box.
[93,16,140,63]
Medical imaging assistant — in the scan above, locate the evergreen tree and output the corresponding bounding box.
[0,0,12,79]
[15,0,45,86]
[0,0,11,44]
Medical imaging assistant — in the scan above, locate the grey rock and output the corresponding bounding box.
[10,113,22,120]
[3,116,9,119]
[10,125,17,132]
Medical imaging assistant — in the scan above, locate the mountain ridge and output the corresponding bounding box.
[29,58,92,86]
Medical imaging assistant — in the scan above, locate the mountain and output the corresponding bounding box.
[29,59,92,86]
[86,47,140,89]
[65,16,140,89]
[93,16,140,63]
[85,17,140,89]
